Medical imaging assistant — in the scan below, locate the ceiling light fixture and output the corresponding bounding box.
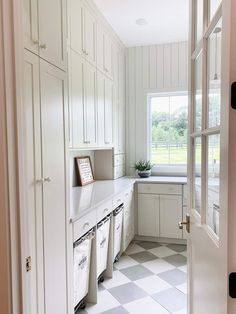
[135,18,148,26]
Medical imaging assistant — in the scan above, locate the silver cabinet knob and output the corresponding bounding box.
[36,177,51,184]
[39,43,47,50]
[32,39,39,45]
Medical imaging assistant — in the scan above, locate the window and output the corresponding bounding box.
[149,93,188,174]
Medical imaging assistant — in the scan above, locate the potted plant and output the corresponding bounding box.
[134,160,154,178]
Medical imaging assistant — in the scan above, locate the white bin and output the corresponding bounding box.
[113,204,124,261]
[97,215,111,278]
[74,229,95,309]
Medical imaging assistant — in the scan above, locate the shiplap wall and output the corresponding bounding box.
[126,42,188,175]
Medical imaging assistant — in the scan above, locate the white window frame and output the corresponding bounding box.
[147,91,188,176]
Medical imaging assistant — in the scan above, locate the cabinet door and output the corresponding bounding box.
[123,188,135,250]
[113,46,119,153]
[104,32,113,78]
[97,23,105,73]
[118,51,126,153]
[160,195,183,239]
[23,50,44,314]
[138,194,160,237]
[85,61,97,146]
[23,0,39,53]
[104,77,113,146]
[97,71,105,146]
[70,50,86,148]
[40,60,67,314]
[84,6,96,66]
[70,0,84,55]
[38,0,67,70]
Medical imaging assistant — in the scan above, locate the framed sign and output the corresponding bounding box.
[76,156,95,186]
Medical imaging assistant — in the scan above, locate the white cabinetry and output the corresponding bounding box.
[70,51,97,148]
[123,188,135,250]
[97,23,113,79]
[160,195,183,239]
[23,50,68,314]
[97,71,113,147]
[138,194,160,237]
[70,0,96,66]
[137,183,185,240]
[23,0,67,70]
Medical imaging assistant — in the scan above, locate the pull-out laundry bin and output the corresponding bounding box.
[97,214,111,282]
[74,229,95,312]
[113,204,124,262]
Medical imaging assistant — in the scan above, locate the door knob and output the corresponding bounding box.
[179,214,190,233]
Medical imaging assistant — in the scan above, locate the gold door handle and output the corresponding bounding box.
[179,214,190,233]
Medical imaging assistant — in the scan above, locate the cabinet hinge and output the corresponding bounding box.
[26,256,31,272]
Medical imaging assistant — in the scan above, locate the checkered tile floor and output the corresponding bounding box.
[80,241,187,314]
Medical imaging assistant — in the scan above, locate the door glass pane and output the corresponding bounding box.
[206,134,220,236]
[194,52,202,131]
[195,0,203,46]
[209,0,221,20]
[193,137,201,213]
[207,19,222,128]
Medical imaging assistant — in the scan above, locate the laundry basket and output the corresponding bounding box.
[97,214,111,280]
[74,229,95,311]
[113,204,124,262]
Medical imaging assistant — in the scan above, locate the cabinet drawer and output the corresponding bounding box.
[138,183,182,195]
[114,154,125,166]
[113,192,124,208]
[114,165,125,179]
[73,210,96,242]
[97,199,113,222]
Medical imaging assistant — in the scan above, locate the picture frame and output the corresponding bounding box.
[76,156,95,186]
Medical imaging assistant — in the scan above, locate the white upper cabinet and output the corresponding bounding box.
[85,61,97,146]
[23,0,38,54]
[70,0,96,66]
[23,0,67,70]
[96,23,113,79]
[69,51,97,148]
[97,71,113,147]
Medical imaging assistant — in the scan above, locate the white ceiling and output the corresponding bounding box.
[93,0,189,47]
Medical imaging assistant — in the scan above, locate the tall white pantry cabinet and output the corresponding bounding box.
[22,0,126,313]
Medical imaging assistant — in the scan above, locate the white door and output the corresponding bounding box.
[186,1,228,313]
[84,5,96,66]
[38,0,67,70]
[104,32,113,78]
[22,50,44,314]
[40,60,67,314]
[70,0,83,55]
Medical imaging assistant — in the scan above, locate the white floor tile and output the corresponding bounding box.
[134,275,171,294]
[123,296,169,314]
[86,290,120,314]
[143,259,175,274]
[115,255,139,270]
[125,243,145,255]
[176,283,187,294]
[178,265,187,274]
[102,270,131,289]
[149,246,177,258]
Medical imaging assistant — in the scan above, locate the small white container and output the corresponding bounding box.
[73,229,95,308]
[97,215,111,278]
[113,204,124,261]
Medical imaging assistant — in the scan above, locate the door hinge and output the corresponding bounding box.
[26,256,31,272]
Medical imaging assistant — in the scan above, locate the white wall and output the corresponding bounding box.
[126,41,188,175]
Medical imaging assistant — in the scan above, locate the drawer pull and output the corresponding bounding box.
[103,208,109,213]
[83,222,90,229]
[117,199,121,203]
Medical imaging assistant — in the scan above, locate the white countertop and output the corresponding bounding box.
[70,176,187,222]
